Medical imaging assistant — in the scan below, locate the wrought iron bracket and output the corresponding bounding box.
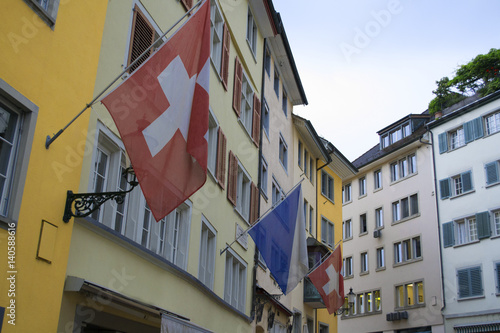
[63,168,138,223]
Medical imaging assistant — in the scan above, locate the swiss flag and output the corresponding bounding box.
[308,245,344,314]
[102,0,210,221]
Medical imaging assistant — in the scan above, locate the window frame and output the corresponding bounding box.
[278,133,288,172]
[199,215,217,290]
[260,156,268,197]
[390,153,417,183]
[321,216,334,248]
[321,170,334,202]
[393,236,422,266]
[25,0,60,27]
[360,252,369,274]
[343,219,352,240]
[343,256,353,278]
[342,183,352,204]
[0,80,38,225]
[374,170,382,190]
[224,247,247,312]
[457,266,483,299]
[359,176,366,197]
[375,207,384,229]
[395,280,425,309]
[359,213,367,235]
[376,247,385,270]
[485,110,500,135]
[392,193,419,223]
[246,5,257,57]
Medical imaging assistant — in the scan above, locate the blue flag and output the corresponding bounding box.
[248,184,308,294]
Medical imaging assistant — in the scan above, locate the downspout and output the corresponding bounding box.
[426,125,447,312]
[250,37,268,322]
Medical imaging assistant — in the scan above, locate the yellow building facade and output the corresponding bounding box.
[0,1,107,332]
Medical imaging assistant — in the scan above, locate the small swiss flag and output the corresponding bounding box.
[308,245,345,314]
[102,0,210,221]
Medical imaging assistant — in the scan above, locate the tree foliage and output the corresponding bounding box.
[428,48,500,114]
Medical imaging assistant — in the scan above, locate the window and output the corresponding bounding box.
[485,160,500,186]
[321,171,334,201]
[360,214,367,234]
[271,178,283,205]
[485,111,500,135]
[127,5,161,73]
[375,208,384,229]
[26,0,60,26]
[374,170,382,190]
[224,249,247,312]
[279,134,288,171]
[274,69,280,97]
[321,217,334,248]
[90,130,129,233]
[495,262,500,294]
[309,206,314,234]
[455,216,478,245]
[449,126,465,150]
[394,236,422,265]
[344,290,381,317]
[304,149,309,177]
[260,157,268,196]
[494,210,500,236]
[264,47,271,77]
[457,266,483,299]
[392,194,418,222]
[282,91,287,116]
[227,152,258,224]
[246,6,257,56]
[298,141,303,168]
[343,219,352,240]
[309,157,314,182]
[199,217,216,289]
[303,199,308,231]
[210,0,230,87]
[439,171,473,199]
[376,247,385,269]
[342,183,352,204]
[361,252,368,273]
[380,121,411,148]
[207,110,218,176]
[391,154,417,182]
[396,281,424,308]
[343,257,353,277]
[232,58,260,145]
[262,100,270,138]
[359,176,366,196]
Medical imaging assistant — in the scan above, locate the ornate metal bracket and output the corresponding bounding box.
[63,167,138,223]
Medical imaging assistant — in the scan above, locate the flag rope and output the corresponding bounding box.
[45,0,205,149]
[219,178,305,256]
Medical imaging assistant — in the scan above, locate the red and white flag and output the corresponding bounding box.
[308,245,344,314]
[102,0,210,221]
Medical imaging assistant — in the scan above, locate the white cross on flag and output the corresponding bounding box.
[102,0,210,221]
[307,245,344,314]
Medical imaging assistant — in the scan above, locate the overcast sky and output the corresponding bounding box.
[271,0,500,161]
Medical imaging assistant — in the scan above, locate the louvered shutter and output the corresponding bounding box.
[438,132,448,154]
[216,127,227,189]
[249,182,259,225]
[461,171,473,192]
[252,93,261,147]
[128,6,155,73]
[439,178,451,199]
[476,211,491,239]
[457,268,470,298]
[232,57,242,116]
[469,267,483,297]
[442,221,455,247]
[458,267,483,298]
[464,120,475,143]
[496,263,500,293]
[227,151,238,206]
[221,23,230,90]
[485,162,499,185]
[473,117,484,139]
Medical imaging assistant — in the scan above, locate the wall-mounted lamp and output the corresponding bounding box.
[334,287,355,316]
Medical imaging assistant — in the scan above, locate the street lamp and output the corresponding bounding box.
[334,287,356,316]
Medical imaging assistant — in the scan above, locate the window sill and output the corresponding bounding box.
[343,237,353,242]
[453,239,480,248]
[343,275,354,280]
[246,39,258,63]
[393,257,423,268]
[359,231,368,237]
[391,213,420,226]
[360,271,369,276]
[342,200,352,206]
[341,310,382,320]
[486,181,500,189]
[457,295,485,302]
[0,216,17,230]
[390,172,418,186]
[358,194,367,200]
[375,267,386,272]
[234,207,250,226]
[321,194,334,204]
[449,189,476,200]
[24,0,56,27]
[395,303,426,310]
[373,187,383,193]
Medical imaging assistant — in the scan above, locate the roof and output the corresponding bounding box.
[320,137,358,179]
[292,114,331,163]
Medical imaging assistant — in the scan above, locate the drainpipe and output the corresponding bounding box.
[426,125,446,312]
[250,37,268,322]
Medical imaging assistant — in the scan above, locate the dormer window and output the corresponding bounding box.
[380,121,411,148]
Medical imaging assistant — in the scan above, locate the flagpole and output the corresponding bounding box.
[45,0,205,149]
[219,178,306,256]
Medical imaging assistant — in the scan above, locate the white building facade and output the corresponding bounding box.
[429,92,500,333]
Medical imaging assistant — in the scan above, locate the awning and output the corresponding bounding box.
[454,321,500,333]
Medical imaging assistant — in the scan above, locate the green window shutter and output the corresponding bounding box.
[469,267,483,297]
[464,120,475,143]
[485,162,499,185]
[438,133,448,154]
[476,211,491,239]
[439,178,451,199]
[458,267,483,299]
[473,117,484,139]
[442,221,455,247]
[496,263,500,294]
[457,268,470,298]
[461,171,473,192]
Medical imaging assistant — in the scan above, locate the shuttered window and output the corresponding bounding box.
[251,93,261,147]
[127,6,157,73]
[232,57,242,116]
[221,23,230,89]
[227,151,238,206]
[439,170,473,199]
[495,262,500,294]
[464,117,484,143]
[485,161,500,185]
[457,266,483,299]
[249,183,259,225]
[438,132,448,154]
[210,1,230,89]
[442,221,455,248]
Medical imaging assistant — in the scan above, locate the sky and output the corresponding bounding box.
[271,0,500,161]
